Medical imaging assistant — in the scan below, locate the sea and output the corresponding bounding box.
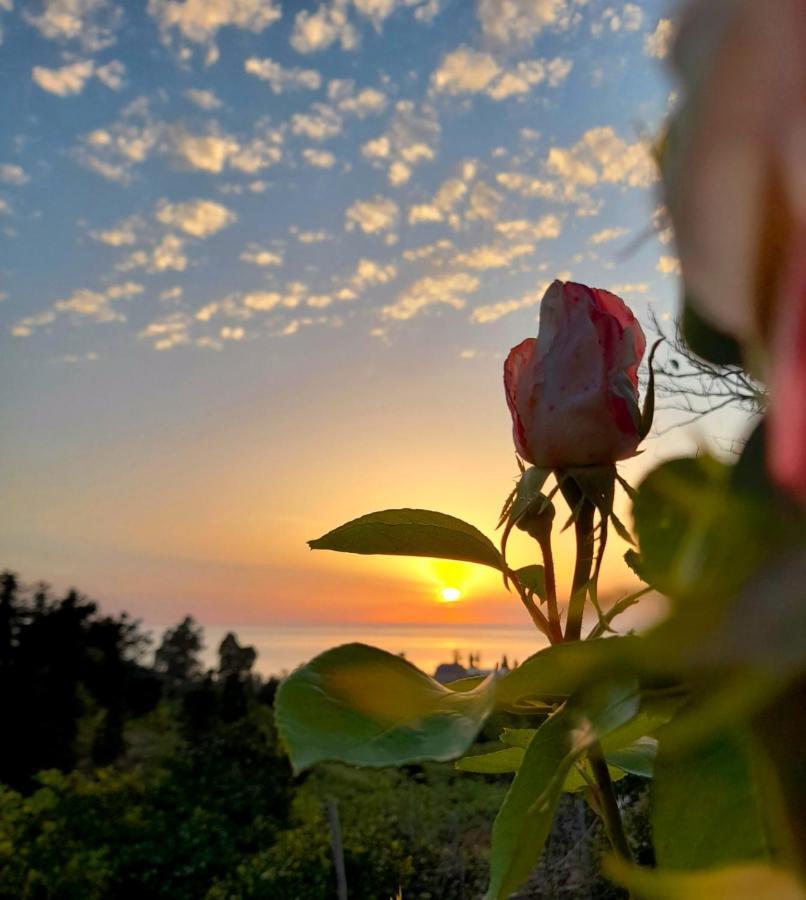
[165,622,553,680]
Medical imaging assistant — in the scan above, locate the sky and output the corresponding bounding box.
[0,0,715,633]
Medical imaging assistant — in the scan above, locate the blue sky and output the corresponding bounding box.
[0,0,689,627]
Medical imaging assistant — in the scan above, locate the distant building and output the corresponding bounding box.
[433,662,467,684]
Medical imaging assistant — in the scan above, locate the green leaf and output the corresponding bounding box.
[513,565,546,602]
[499,727,537,749]
[486,682,640,900]
[309,508,503,570]
[495,637,637,710]
[275,643,495,773]
[606,860,805,900]
[456,746,525,774]
[604,736,657,778]
[653,730,771,869]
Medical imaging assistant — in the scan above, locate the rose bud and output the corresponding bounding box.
[663,0,806,500]
[504,280,647,468]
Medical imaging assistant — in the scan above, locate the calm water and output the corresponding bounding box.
[155,623,552,679]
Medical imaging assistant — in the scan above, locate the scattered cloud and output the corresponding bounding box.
[476,0,574,43]
[89,216,142,246]
[185,88,222,109]
[302,147,337,168]
[291,2,358,54]
[240,244,284,266]
[32,60,95,96]
[657,255,680,276]
[454,242,534,270]
[494,214,562,241]
[589,226,628,245]
[345,194,399,235]
[12,280,143,336]
[95,60,126,89]
[546,126,658,189]
[0,163,29,185]
[471,284,547,323]
[244,57,322,93]
[383,271,479,320]
[24,0,122,52]
[350,257,398,290]
[291,103,343,141]
[327,79,387,117]
[644,18,673,59]
[148,0,282,64]
[154,198,237,237]
[608,282,648,295]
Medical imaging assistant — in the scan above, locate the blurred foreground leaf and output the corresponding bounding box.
[606,859,805,900]
[275,643,495,773]
[309,509,503,570]
[653,729,770,869]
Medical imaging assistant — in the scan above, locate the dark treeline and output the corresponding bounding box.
[0,570,647,899]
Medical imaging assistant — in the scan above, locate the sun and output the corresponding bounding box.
[440,587,462,603]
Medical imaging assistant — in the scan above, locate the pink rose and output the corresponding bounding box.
[504,280,647,468]
[665,0,806,499]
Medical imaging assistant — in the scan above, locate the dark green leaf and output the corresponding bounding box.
[309,509,503,570]
[681,299,743,367]
[275,643,495,773]
[514,565,546,603]
[456,746,524,774]
[605,736,657,778]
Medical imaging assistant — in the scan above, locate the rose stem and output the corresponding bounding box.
[564,498,595,641]
[588,743,634,864]
[536,530,562,642]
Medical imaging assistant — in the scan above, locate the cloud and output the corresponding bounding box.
[302,147,337,168]
[547,126,658,189]
[291,1,357,54]
[383,271,479,320]
[185,88,222,110]
[244,57,322,93]
[485,57,572,99]
[290,227,331,243]
[139,312,191,350]
[154,198,236,237]
[73,101,161,182]
[118,234,188,273]
[362,100,440,182]
[291,103,342,141]
[95,59,126,89]
[471,285,546,323]
[350,257,397,290]
[345,195,399,234]
[657,254,681,276]
[494,214,562,241]
[327,79,387,117]
[168,123,283,173]
[431,47,500,94]
[13,280,144,335]
[148,0,281,63]
[644,18,673,59]
[33,59,127,96]
[588,226,628,245]
[0,163,29,185]
[476,0,573,43]
[495,169,599,215]
[454,242,534,270]
[24,0,122,52]
[89,216,141,245]
[32,60,95,96]
[608,282,649,295]
[240,244,284,266]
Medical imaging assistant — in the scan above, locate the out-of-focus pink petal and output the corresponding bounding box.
[770,226,806,501]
